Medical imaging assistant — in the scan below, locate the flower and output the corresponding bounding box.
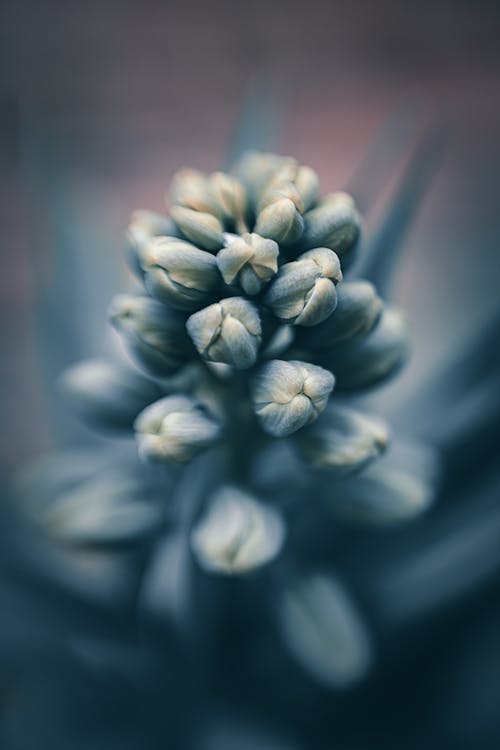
[108,294,190,377]
[294,406,389,474]
[186,296,262,370]
[301,191,361,263]
[216,232,279,295]
[140,237,219,311]
[251,359,335,437]
[134,395,222,463]
[58,359,162,430]
[191,485,285,574]
[299,280,382,348]
[264,247,342,326]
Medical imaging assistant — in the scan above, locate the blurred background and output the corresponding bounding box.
[1,2,500,747]
[2,0,500,475]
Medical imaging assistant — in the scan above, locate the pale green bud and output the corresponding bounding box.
[170,205,224,251]
[169,168,217,214]
[233,152,320,220]
[232,151,297,204]
[186,297,262,370]
[140,237,219,311]
[216,232,279,295]
[208,171,248,230]
[126,210,179,276]
[325,307,409,390]
[59,359,161,431]
[170,169,248,232]
[278,574,372,687]
[324,459,434,524]
[43,470,164,547]
[126,227,151,277]
[295,407,389,475]
[299,280,382,348]
[302,191,361,259]
[293,165,320,211]
[109,294,189,377]
[258,179,305,215]
[190,485,285,574]
[254,197,304,246]
[264,248,342,326]
[129,208,178,237]
[252,359,335,437]
[135,395,222,463]
[261,159,299,185]
[259,164,319,214]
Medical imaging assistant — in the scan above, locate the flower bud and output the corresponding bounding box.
[259,164,319,214]
[299,280,382,348]
[254,197,304,246]
[59,359,161,431]
[140,237,219,311]
[216,232,279,295]
[232,151,297,205]
[125,210,180,276]
[135,395,222,463]
[323,307,409,390]
[109,294,190,377]
[252,359,335,437]
[169,168,217,214]
[191,485,285,574]
[295,407,389,475]
[264,248,342,326]
[324,459,434,524]
[170,169,249,232]
[294,165,320,211]
[302,192,361,260]
[278,574,372,687]
[129,209,178,237]
[208,171,247,230]
[258,179,305,214]
[43,470,164,547]
[186,297,262,370]
[170,205,224,252]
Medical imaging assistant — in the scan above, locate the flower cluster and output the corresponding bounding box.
[59,151,410,580]
[112,153,406,449]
